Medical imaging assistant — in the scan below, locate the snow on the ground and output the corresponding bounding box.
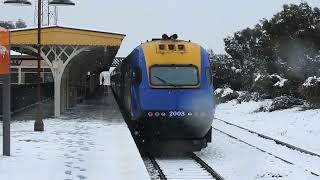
[196,130,316,180]
[215,100,320,155]
[0,119,150,180]
[214,119,320,175]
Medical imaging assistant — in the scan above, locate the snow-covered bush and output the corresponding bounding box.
[270,74,291,97]
[237,91,262,103]
[271,74,288,88]
[251,73,273,95]
[300,76,320,104]
[210,54,242,90]
[214,87,239,103]
[251,73,290,98]
[255,101,272,112]
[269,96,304,112]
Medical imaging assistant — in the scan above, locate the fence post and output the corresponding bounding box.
[2,74,11,156]
[1,27,11,156]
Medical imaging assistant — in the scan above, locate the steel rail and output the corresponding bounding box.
[148,153,225,180]
[214,127,319,177]
[148,155,167,180]
[190,153,225,180]
[215,118,320,158]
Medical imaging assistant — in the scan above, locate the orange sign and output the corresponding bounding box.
[0,27,10,74]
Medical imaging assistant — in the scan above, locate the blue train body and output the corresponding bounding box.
[111,38,215,152]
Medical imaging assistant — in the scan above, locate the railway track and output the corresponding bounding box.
[215,118,320,158]
[214,118,320,177]
[147,153,225,180]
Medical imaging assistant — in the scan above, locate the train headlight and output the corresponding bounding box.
[161,112,166,117]
[187,112,193,116]
[148,112,153,117]
[155,112,160,117]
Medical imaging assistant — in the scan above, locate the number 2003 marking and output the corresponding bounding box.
[169,111,186,117]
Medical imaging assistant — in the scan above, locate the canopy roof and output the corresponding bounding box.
[10,26,125,46]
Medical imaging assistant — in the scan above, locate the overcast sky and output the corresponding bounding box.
[1,0,320,56]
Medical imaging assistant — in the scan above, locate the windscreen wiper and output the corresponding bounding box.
[153,76,176,86]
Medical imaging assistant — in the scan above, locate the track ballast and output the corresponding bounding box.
[147,153,225,180]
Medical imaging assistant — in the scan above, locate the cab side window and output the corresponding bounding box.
[131,67,141,84]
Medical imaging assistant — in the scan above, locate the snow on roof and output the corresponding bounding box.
[10,50,27,56]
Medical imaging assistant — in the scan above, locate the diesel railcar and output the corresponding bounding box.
[111,35,215,152]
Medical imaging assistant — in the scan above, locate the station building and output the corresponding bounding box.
[8,26,125,117]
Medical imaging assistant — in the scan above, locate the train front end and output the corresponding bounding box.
[136,39,215,152]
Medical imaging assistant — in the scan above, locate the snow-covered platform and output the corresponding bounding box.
[0,90,150,180]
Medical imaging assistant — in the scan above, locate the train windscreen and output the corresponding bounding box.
[150,65,199,86]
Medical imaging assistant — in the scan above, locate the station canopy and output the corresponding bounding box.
[9,26,126,72]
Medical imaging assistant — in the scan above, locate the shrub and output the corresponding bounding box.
[269,96,304,112]
[251,73,273,95]
[214,87,239,103]
[237,91,262,103]
[300,76,320,105]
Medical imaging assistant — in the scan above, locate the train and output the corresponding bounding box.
[111,34,215,152]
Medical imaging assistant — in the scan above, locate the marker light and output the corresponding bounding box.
[178,44,185,51]
[161,112,166,117]
[148,112,153,117]
[188,112,193,116]
[155,112,160,117]
[159,44,165,50]
[168,44,175,50]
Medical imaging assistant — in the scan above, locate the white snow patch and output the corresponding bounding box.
[303,76,320,87]
[10,50,28,56]
[214,88,223,95]
[221,88,234,97]
[254,73,261,82]
[235,69,242,73]
[215,100,320,154]
[0,119,150,180]
[276,18,284,24]
[214,119,320,176]
[271,74,288,87]
[196,130,316,180]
